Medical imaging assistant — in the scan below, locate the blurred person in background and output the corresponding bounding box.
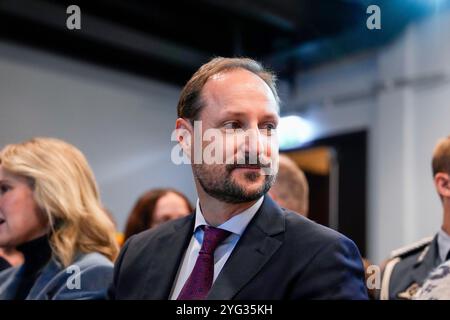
[269,154,309,217]
[123,188,193,243]
[0,137,119,299]
[381,136,450,299]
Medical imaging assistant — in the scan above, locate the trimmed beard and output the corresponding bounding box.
[193,163,276,204]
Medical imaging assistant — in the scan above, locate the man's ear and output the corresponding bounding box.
[175,118,193,159]
[435,172,450,198]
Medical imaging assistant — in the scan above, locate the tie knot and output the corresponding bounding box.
[200,226,230,254]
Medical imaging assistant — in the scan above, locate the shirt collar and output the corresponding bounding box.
[194,196,264,236]
[437,228,450,262]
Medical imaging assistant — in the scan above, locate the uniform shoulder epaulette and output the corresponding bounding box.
[389,236,434,259]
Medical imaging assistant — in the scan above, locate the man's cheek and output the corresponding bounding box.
[269,138,277,156]
[224,142,237,164]
[261,138,276,160]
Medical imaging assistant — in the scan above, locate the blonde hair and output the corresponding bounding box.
[0,137,119,267]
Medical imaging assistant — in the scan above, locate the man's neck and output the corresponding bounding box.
[196,186,259,226]
[442,200,450,235]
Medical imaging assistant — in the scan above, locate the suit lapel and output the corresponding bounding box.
[26,259,61,299]
[411,236,440,286]
[207,196,285,300]
[396,236,440,299]
[140,214,195,299]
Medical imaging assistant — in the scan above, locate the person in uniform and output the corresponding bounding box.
[414,259,450,300]
[380,136,450,300]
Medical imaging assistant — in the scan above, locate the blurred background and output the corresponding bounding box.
[1,0,450,263]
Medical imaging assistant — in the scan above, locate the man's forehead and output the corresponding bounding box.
[215,105,279,119]
[205,68,268,89]
[201,69,278,112]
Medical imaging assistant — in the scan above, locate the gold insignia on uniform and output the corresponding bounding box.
[397,283,420,300]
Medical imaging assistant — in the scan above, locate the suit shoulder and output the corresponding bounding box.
[51,252,113,280]
[380,237,434,299]
[389,236,434,260]
[282,209,355,250]
[284,209,347,240]
[386,236,434,279]
[125,214,193,250]
[73,252,113,269]
[136,214,193,239]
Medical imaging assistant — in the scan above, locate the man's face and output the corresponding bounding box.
[189,69,279,203]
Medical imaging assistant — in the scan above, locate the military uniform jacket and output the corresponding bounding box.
[380,235,439,300]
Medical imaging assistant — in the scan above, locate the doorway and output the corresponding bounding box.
[281,131,367,256]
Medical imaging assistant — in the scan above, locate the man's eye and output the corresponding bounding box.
[261,123,277,134]
[0,185,11,195]
[223,122,241,130]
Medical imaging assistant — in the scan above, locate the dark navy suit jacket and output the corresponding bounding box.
[109,196,368,299]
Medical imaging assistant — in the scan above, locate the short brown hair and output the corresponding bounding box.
[177,57,280,121]
[124,188,193,241]
[432,136,450,177]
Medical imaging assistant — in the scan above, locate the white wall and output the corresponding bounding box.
[287,10,450,264]
[0,42,196,232]
[287,53,376,141]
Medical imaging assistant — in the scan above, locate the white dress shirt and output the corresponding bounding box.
[169,196,264,300]
[438,228,450,263]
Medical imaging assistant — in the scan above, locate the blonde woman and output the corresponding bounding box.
[0,137,118,299]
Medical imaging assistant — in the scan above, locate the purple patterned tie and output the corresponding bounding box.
[177,226,231,300]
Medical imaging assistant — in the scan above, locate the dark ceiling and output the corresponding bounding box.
[1,0,448,86]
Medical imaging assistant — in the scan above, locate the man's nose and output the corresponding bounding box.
[241,128,264,158]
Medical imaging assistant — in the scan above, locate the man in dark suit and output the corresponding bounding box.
[109,57,368,300]
[380,136,450,299]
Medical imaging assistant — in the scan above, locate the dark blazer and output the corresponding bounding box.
[0,252,113,300]
[109,196,368,299]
